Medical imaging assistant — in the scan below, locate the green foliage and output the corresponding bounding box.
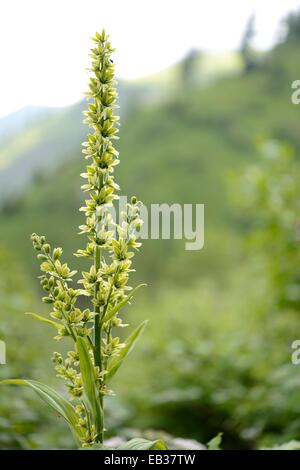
[111,142,300,450]
[117,438,168,450]
[0,379,85,445]
[25,312,61,329]
[106,320,147,380]
[76,337,103,443]
[262,440,300,450]
[207,433,223,450]
[85,437,168,450]
[236,140,300,311]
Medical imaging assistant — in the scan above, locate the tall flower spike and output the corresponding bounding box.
[77,30,145,443]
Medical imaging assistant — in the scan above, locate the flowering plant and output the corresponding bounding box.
[1,30,166,450]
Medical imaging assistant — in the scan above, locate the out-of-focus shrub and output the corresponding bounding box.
[109,142,300,449]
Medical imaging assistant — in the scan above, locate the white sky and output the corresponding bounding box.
[0,0,299,118]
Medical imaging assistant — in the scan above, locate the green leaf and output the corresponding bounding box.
[107,320,148,380]
[103,284,147,324]
[81,443,111,450]
[82,438,168,451]
[76,337,103,438]
[207,432,223,450]
[262,440,300,450]
[25,312,60,329]
[118,438,168,450]
[0,379,83,444]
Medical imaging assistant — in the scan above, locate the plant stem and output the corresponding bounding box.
[94,243,104,442]
[94,165,104,442]
[94,245,102,369]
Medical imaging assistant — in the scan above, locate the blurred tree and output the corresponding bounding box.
[283,9,300,43]
[240,140,300,311]
[240,14,257,73]
[180,48,200,86]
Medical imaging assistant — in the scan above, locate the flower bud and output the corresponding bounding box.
[53,247,63,260]
[43,244,51,254]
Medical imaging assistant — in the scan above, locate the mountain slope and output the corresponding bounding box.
[0,43,299,285]
[0,80,157,205]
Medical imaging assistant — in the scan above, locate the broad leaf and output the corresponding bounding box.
[107,320,148,380]
[82,443,111,450]
[263,440,300,450]
[76,337,103,438]
[25,312,60,329]
[207,432,223,450]
[0,379,83,444]
[118,438,168,450]
[83,438,168,450]
[103,284,147,324]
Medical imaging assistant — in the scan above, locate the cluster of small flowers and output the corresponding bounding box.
[77,31,143,379]
[31,233,94,342]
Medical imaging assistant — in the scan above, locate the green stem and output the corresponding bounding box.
[92,45,109,444]
[94,168,104,370]
[82,400,92,437]
[101,268,118,321]
[93,159,104,441]
[94,243,104,443]
[94,245,102,369]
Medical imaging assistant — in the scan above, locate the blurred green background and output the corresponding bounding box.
[2,6,300,450]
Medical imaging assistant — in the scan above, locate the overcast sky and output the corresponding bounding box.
[0,0,299,117]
